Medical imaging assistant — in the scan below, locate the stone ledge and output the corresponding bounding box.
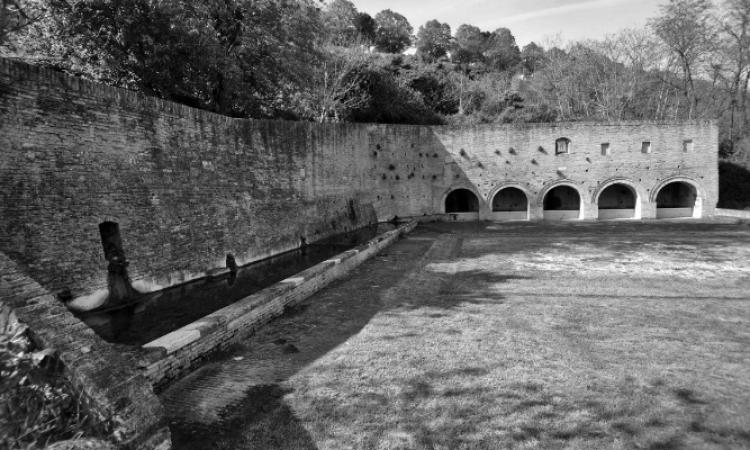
[142,221,417,388]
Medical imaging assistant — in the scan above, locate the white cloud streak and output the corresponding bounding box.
[496,0,635,24]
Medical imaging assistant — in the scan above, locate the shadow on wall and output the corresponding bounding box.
[718,161,750,209]
[369,126,476,221]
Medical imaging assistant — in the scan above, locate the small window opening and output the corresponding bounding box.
[642,141,651,154]
[683,139,694,152]
[555,138,571,155]
[601,143,611,156]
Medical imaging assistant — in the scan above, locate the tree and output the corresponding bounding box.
[373,9,412,53]
[717,0,750,138]
[0,0,45,45]
[483,27,521,71]
[650,0,717,119]
[521,42,545,74]
[322,0,359,46]
[453,24,487,64]
[11,0,323,118]
[302,46,370,122]
[415,19,451,62]
[354,12,376,45]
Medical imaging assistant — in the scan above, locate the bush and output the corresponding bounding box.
[0,316,100,450]
[350,68,444,125]
[718,161,750,209]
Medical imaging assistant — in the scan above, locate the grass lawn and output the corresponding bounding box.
[166,220,750,449]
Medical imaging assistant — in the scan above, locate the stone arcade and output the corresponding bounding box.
[0,58,718,449]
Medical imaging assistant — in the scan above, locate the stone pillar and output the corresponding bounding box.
[529,202,545,221]
[582,201,599,221]
[641,199,657,219]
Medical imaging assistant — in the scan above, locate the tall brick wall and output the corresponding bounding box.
[0,60,386,301]
[0,58,717,304]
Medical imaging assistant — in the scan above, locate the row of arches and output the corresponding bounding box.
[445,181,699,220]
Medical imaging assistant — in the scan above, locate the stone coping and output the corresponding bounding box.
[141,221,416,387]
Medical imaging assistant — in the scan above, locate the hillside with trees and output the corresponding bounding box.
[1,0,749,207]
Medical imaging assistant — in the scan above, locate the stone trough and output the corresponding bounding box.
[140,220,417,389]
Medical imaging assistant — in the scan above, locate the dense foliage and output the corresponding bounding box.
[1,0,750,204]
[1,317,101,449]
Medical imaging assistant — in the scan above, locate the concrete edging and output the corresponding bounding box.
[141,221,417,388]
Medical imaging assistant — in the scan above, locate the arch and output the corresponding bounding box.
[649,177,703,203]
[444,188,480,213]
[540,182,582,221]
[594,179,640,220]
[490,185,530,221]
[653,179,700,218]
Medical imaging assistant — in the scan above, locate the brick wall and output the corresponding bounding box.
[0,60,383,301]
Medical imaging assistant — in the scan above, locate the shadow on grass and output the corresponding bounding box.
[360,368,750,449]
[170,385,317,450]
[165,236,442,447]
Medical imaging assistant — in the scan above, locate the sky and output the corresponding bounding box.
[350,0,664,47]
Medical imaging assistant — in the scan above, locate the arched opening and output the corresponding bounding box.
[491,187,528,221]
[543,185,581,220]
[445,188,479,213]
[656,181,697,218]
[598,183,637,220]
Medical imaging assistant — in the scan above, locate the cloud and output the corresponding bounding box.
[494,0,633,24]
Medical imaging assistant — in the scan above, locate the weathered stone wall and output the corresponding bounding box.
[0,57,718,304]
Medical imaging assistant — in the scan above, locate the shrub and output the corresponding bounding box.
[718,161,750,209]
[350,68,443,125]
[0,315,100,449]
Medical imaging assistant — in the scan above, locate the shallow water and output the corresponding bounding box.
[80,223,396,346]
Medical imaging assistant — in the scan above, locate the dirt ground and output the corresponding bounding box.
[162,219,750,449]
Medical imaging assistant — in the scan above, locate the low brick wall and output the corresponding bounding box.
[0,253,170,450]
[141,221,417,388]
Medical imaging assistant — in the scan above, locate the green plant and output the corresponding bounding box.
[0,319,98,450]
